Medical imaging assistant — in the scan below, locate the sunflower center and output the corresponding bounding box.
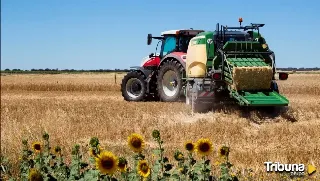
[101,159,114,169]
[29,170,43,180]
[34,144,41,150]
[199,143,210,152]
[141,163,148,172]
[220,149,226,156]
[92,150,97,155]
[186,143,194,151]
[131,138,142,148]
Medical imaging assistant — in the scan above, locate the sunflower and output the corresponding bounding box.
[95,151,118,175]
[184,140,195,152]
[137,160,151,178]
[127,133,145,153]
[32,141,42,153]
[54,146,61,155]
[174,150,184,161]
[152,130,160,139]
[89,145,103,157]
[28,168,43,181]
[117,157,128,172]
[218,146,229,159]
[179,167,187,174]
[195,138,213,156]
[89,148,97,157]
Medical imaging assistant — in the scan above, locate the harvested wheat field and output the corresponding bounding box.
[1,73,320,180]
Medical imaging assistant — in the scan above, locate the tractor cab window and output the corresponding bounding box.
[162,36,177,57]
[178,36,192,53]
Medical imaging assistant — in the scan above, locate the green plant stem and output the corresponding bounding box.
[202,156,205,181]
[40,152,43,170]
[158,138,164,175]
[77,152,80,177]
[59,153,62,164]
[46,140,50,157]
[187,152,193,181]
[226,156,230,175]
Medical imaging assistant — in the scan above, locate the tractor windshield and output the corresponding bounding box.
[178,36,192,53]
[162,36,177,56]
[161,35,194,57]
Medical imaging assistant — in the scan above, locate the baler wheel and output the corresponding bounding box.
[121,71,146,101]
[157,59,184,102]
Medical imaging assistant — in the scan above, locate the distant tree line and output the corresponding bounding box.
[277,67,320,71]
[1,67,319,74]
[1,68,131,74]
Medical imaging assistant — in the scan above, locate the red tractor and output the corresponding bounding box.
[121,29,204,102]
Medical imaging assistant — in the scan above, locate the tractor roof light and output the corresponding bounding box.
[239,17,243,26]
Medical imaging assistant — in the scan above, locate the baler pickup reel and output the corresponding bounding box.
[219,41,289,107]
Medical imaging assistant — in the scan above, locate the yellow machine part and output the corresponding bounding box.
[186,36,208,78]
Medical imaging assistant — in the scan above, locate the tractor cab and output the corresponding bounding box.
[147,29,204,59]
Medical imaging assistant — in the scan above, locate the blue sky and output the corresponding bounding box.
[1,0,319,70]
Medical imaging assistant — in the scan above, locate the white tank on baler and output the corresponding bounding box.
[186,35,208,78]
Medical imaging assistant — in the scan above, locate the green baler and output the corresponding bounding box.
[185,21,289,111]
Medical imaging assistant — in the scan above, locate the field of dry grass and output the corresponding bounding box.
[1,73,320,180]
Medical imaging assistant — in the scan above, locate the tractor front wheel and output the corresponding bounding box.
[121,71,146,101]
[157,59,184,102]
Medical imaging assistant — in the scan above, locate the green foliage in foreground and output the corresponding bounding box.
[1,130,312,181]
[0,130,240,181]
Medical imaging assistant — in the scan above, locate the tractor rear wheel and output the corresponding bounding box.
[121,71,146,101]
[157,59,184,102]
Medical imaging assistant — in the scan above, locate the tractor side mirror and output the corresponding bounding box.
[147,34,152,45]
[148,53,154,58]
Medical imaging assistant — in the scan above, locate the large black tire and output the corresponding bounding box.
[146,73,160,101]
[121,71,147,101]
[157,59,184,102]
